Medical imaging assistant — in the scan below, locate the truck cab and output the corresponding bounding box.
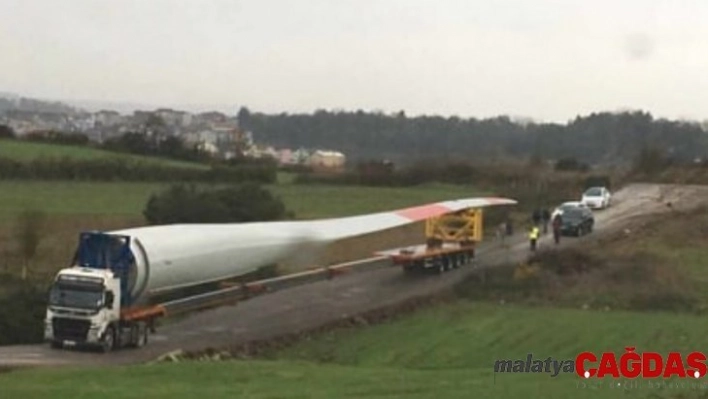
[45,267,123,351]
[44,232,150,352]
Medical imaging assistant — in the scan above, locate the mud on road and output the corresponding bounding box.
[1,183,706,369]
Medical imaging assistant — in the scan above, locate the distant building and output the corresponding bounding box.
[292,148,310,165]
[94,110,123,127]
[308,150,346,170]
[180,112,193,127]
[154,108,192,127]
[278,148,293,164]
[195,111,228,126]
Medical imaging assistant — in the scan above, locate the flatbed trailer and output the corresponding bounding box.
[376,208,483,274]
[377,242,476,274]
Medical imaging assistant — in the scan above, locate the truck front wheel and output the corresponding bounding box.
[101,327,116,353]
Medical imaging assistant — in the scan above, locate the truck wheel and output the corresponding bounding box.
[451,255,459,269]
[129,323,147,348]
[101,327,116,353]
[435,258,444,274]
[135,323,148,348]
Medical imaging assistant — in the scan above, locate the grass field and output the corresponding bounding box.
[270,182,488,219]
[0,181,487,221]
[2,302,705,399]
[0,139,206,169]
[0,180,489,280]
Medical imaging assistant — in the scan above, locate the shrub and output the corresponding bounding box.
[583,175,612,190]
[24,130,89,146]
[0,125,15,139]
[555,157,589,172]
[143,183,293,225]
[0,277,47,345]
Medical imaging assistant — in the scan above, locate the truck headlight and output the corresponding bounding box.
[44,323,53,338]
[87,326,100,340]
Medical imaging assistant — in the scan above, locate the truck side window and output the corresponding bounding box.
[105,291,114,309]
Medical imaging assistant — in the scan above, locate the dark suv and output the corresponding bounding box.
[559,207,594,236]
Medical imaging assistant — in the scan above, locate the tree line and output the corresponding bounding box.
[237,108,708,166]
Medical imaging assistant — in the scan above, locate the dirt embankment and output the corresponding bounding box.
[457,188,708,313]
[161,291,458,362]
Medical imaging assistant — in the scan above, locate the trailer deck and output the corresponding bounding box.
[376,208,483,274]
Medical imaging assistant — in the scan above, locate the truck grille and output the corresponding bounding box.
[52,317,90,341]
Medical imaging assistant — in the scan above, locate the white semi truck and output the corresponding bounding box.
[44,223,319,352]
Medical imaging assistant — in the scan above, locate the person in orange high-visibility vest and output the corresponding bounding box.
[529,225,540,251]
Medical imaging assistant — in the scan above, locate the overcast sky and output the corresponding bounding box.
[2,0,708,122]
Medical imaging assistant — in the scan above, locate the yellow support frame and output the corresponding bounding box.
[425,208,483,243]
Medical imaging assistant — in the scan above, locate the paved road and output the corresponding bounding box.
[1,183,705,368]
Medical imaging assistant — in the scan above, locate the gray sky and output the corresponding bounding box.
[2,0,708,122]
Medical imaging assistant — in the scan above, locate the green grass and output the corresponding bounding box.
[0,139,206,169]
[0,181,486,221]
[273,301,708,368]
[0,360,577,399]
[0,181,170,220]
[269,182,488,219]
[2,302,706,398]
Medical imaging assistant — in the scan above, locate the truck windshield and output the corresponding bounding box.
[49,283,104,310]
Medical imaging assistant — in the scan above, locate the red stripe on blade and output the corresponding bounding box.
[395,204,452,221]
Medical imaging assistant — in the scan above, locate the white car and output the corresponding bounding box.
[581,187,612,209]
[551,201,589,220]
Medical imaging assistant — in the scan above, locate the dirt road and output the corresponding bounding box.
[1,183,706,369]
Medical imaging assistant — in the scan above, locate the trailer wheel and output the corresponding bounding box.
[451,255,459,269]
[136,323,148,347]
[130,323,148,348]
[435,257,445,274]
[101,327,116,353]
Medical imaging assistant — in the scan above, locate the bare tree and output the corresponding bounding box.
[14,209,47,280]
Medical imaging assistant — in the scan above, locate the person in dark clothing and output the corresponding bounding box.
[552,214,563,244]
[505,216,514,236]
[541,208,551,235]
[531,209,541,227]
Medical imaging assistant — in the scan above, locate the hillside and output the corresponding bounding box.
[0,139,206,169]
[2,303,706,399]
